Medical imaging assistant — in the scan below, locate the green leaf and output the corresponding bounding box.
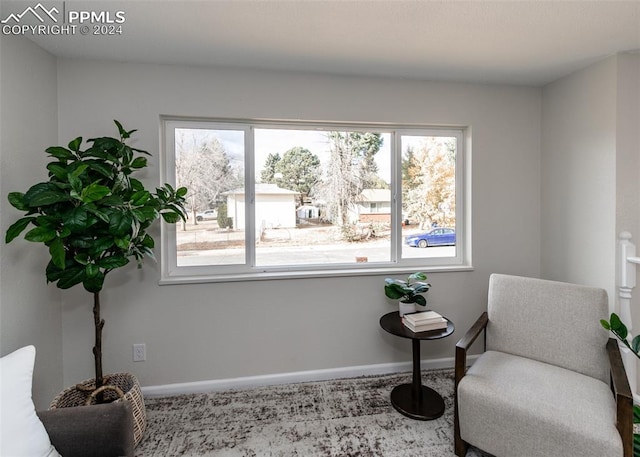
[130,190,151,206]
[80,183,111,203]
[161,212,181,223]
[24,182,69,207]
[141,234,154,248]
[69,163,88,180]
[384,283,407,300]
[46,163,68,180]
[83,271,105,293]
[24,226,57,243]
[121,145,133,165]
[610,313,628,340]
[99,195,124,206]
[114,236,131,250]
[413,295,427,306]
[45,260,65,282]
[132,207,158,223]
[89,237,114,254]
[5,217,36,242]
[46,146,74,161]
[108,211,133,236]
[7,192,28,211]
[49,238,66,269]
[98,256,129,270]
[600,319,611,331]
[63,207,89,232]
[130,178,144,191]
[130,157,147,169]
[68,174,82,194]
[87,161,114,179]
[412,282,431,294]
[408,272,427,281]
[73,253,89,265]
[176,187,188,198]
[86,207,110,224]
[68,237,93,249]
[130,147,150,156]
[632,335,640,354]
[58,226,71,238]
[85,263,100,278]
[54,267,85,289]
[68,137,83,152]
[114,120,127,138]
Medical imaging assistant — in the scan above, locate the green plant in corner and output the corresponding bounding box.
[384,272,431,306]
[601,313,640,456]
[5,120,187,395]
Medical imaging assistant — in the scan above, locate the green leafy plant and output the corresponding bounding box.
[601,313,640,456]
[5,120,187,393]
[384,272,431,306]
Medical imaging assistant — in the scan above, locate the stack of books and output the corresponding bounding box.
[402,310,448,332]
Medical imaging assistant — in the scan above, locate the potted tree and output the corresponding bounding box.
[384,272,431,316]
[4,120,187,446]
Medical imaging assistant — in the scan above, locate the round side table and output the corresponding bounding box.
[379,311,455,420]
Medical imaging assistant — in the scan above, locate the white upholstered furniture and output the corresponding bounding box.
[454,274,633,457]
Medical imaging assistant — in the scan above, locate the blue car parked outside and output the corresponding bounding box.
[404,228,456,248]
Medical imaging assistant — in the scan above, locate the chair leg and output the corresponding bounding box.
[454,430,468,456]
[454,400,468,456]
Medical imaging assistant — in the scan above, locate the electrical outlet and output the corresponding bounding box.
[133,343,146,362]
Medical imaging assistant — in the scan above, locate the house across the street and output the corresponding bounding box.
[224,183,299,230]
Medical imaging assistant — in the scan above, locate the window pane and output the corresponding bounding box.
[174,128,245,267]
[400,135,457,260]
[254,128,391,266]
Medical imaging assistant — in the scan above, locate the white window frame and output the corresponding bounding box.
[160,117,472,284]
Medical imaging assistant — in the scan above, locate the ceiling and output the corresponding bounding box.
[8,0,640,86]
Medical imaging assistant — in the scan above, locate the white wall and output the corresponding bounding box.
[53,60,541,388]
[0,36,63,408]
[615,54,640,388]
[541,53,640,391]
[541,57,618,298]
[616,54,640,268]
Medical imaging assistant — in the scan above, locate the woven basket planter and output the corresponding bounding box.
[49,372,147,447]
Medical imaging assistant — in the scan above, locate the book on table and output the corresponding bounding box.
[402,310,447,332]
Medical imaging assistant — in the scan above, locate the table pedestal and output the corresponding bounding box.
[390,384,445,420]
[389,338,445,420]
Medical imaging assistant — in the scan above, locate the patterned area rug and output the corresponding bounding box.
[137,369,492,457]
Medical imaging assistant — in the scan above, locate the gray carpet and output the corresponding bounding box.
[137,369,492,457]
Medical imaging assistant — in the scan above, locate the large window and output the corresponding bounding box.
[161,118,469,282]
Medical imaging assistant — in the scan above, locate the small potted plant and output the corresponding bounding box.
[384,272,431,316]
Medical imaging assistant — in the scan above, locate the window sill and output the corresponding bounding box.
[159,264,474,285]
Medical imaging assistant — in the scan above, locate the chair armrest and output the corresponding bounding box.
[455,312,488,386]
[454,312,488,456]
[606,338,633,457]
[37,401,135,457]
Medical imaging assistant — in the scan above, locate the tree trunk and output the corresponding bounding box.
[92,291,105,393]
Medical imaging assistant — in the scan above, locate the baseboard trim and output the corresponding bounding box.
[142,355,479,397]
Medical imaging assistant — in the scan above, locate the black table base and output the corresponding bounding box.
[390,383,445,420]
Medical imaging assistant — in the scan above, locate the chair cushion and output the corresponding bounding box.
[0,346,61,457]
[486,274,610,383]
[458,351,622,457]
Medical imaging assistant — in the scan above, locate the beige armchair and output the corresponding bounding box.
[454,274,632,457]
